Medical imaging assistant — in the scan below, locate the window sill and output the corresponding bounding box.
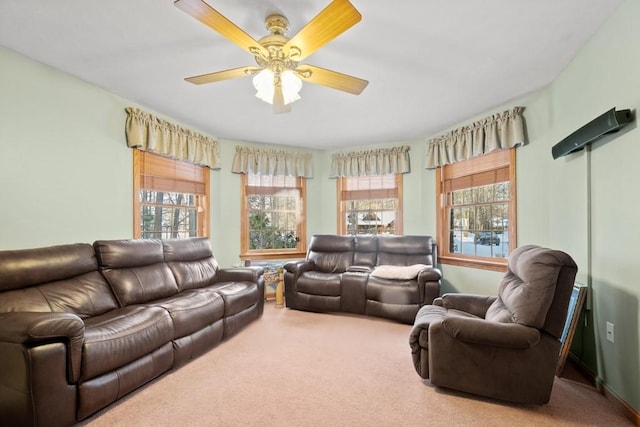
[439,254,507,273]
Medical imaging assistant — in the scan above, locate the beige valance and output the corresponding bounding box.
[125,107,220,169]
[231,146,313,178]
[425,107,525,169]
[329,145,411,178]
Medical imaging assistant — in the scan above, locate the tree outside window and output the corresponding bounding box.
[139,190,203,239]
[241,173,306,260]
[133,150,209,239]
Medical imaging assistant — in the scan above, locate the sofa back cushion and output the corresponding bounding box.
[0,243,97,291]
[94,239,179,306]
[353,235,378,269]
[307,235,354,273]
[39,272,120,318]
[376,235,436,266]
[163,237,219,291]
[0,243,118,317]
[486,245,577,336]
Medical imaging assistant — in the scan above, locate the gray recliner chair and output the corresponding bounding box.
[409,245,578,404]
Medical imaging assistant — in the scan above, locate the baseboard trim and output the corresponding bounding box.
[598,383,640,426]
[568,355,639,426]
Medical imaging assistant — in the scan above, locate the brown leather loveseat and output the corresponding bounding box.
[0,237,264,426]
[284,234,441,324]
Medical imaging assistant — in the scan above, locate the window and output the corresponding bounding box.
[436,149,516,271]
[133,150,209,239]
[337,174,403,235]
[240,173,306,260]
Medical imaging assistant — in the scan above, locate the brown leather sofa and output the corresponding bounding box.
[409,245,578,404]
[284,234,441,324]
[0,237,264,426]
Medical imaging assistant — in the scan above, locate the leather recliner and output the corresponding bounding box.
[409,244,578,404]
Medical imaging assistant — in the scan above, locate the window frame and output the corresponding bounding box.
[336,173,403,235]
[436,148,517,272]
[240,173,307,261]
[133,150,210,239]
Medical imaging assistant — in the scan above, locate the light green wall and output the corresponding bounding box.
[0,46,132,248]
[547,0,640,407]
[1,0,639,412]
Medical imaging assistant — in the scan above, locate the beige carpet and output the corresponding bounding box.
[82,303,631,426]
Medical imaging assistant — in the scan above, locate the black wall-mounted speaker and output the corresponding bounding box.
[552,108,634,159]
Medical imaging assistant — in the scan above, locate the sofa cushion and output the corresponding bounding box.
[366,277,421,304]
[307,235,354,273]
[163,237,214,262]
[94,239,164,269]
[484,298,515,323]
[154,289,225,339]
[0,243,98,292]
[81,306,174,381]
[95,239,179,306]
[296,271,341,297]
[0,286,50,313]
[0,244,119,317]
[101,264,179,306]
[163,238,219,291]
[353,235,377,269]
[376,235,435,266]
[166,257,219,292]
[212,282,260,316]
[39,272,119,318]
[0,272,119,318]
[370,264,430,280]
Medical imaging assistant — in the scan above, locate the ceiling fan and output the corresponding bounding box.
[174,0,368,113]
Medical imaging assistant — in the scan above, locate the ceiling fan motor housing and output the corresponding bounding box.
[255,14,300,74]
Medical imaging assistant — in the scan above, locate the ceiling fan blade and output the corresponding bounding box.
[298,64,368,95]
[283,0,361,61]
[185,66,261,85]
[174,0,268,57]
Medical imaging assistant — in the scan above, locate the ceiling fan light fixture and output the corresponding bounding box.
[253,69,302,106]
[252,69,274,103]
[280,70,302,104]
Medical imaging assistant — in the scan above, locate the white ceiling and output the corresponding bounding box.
[0,0,623,150]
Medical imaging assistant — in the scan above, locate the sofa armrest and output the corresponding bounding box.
[417,267,441,282]
[215,266,264,283]
[440,316,541,349]
[0,312,85,383]
[284,260,315,276]
[438,293,497,318]
[346,265,372,274]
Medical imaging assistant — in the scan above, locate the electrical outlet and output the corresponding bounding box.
[606,322,615,343]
